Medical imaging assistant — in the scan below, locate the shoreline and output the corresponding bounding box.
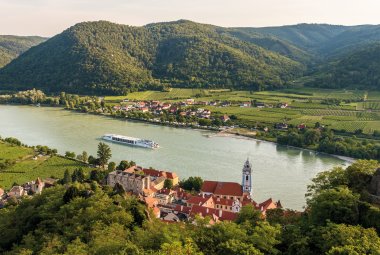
[0,103,357,163]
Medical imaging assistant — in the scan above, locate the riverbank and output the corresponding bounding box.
[1,102,363,161]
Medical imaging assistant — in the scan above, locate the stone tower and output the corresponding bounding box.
[242,159,252,195]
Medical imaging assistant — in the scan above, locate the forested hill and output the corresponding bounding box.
[0,20,304,95]
[2,21,380,94]
[0,35,46,68]
[305,43,380,89]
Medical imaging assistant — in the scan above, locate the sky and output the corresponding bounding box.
[1,0,380,37]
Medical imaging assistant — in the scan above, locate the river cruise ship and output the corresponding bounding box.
[102,134,159,149]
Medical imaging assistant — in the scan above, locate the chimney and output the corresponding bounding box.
[219,209,222,218]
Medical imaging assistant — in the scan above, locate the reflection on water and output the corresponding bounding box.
[0,105,349,210]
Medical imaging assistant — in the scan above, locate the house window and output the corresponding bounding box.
[230,207,232,210]
[230,197,233,200]
[246,176,249,181]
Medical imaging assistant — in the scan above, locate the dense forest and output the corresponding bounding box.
[305,43,380,89]
[0,35,46,68]
[0,21,303,95]
[1,160,380,254]
[1,21,380,94]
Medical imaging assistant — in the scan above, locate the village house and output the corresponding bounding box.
[136,101,146,108]
[221,101,231,107]
[298,123,307,130]
[275,123,288,130]
[7,186,25,198]
[186,195,215,208]
[140,107,149,113]
[106,170,151,195]
[189,205,238,223]
[240,102,252,108]
[278,102,288,108]
[255,102,265,108]
[220,114,230,122]
[162,103,171,110]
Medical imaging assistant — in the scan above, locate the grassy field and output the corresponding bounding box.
[0,142,33,164]
[0,142,95,189]
[105,88,380,134]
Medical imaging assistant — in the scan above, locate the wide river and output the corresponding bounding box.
[0,105,350,210]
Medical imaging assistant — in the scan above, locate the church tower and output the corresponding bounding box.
[242,159,252,195]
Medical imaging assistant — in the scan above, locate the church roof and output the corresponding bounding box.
[201,181,243,197]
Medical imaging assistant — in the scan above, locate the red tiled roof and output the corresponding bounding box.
[142,168,177,180]
[201,181,243,197]
[190,205,237,221]
[187,196,212,206]
[214,197,233,206]
[166,172,178,179]
[174,204,191,214]
[258,198,278,212]
[201,181,218,193]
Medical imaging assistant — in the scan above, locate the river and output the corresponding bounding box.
[0,105,350,210]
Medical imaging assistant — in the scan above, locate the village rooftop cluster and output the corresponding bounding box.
[106,159,281,224]
[0,159,281,224]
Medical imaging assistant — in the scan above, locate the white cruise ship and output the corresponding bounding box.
[102,134,159,149]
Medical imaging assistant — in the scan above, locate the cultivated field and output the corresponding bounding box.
[105,88,380,134]
[0,142,95,189]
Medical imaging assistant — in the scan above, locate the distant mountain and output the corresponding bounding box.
[0,20,304,95]
[305,43,380,89]
[241,24,350,52]
[0,35,46,68]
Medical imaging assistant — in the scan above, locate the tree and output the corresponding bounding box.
[108,162,116,171]
[65,151,76,158]
[164,179,173,189]
[308,187,360,225]
[304,129,321,146]
[63,186,80,203]
[179,177,203,192]
[63,169,71,184]
[72,168,85,183]
[82,151,88,163]
[97,142,112,168]
[236,204,262,226]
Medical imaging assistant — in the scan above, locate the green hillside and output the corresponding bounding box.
[305,43,380,89]
[0,20,304,95]
[0,35,46,68]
